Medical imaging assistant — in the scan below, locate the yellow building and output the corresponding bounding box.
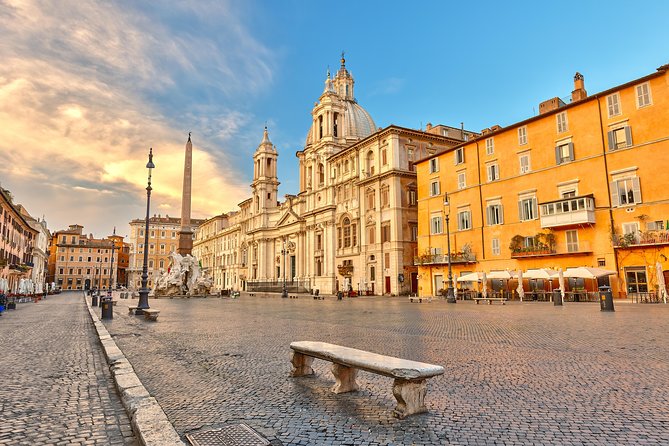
[416,64,669,300]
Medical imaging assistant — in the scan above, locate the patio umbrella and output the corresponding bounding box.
[563,267,616,279]
[516,269,524,302]
[456,272,483,282]
[656,262,668,304]
[558,268,565,302]
[523,268,558,279]
[487,270,516,279]
[481,272,488,299]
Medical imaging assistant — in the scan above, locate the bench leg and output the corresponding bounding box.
[331,363,359,394]
[290,352,314,377]
[392,378,427,419]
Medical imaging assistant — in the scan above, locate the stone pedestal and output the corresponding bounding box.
[331,363,359,393]
[392,379,427,419]
[290,352,314,377]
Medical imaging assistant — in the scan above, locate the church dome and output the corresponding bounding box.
[344,101,375,139]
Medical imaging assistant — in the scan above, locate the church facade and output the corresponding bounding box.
[193,56,475,295]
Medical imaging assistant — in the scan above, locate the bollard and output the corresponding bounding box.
[599,285,614,312]
[92,294,98,307]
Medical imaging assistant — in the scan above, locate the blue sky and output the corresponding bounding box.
[1,0,668,238]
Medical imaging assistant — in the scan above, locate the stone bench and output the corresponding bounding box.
[128,306,139,314]
[142,309,160,321]
[474,297,507,305]
[289,341,444,418]
[409,296,431,303]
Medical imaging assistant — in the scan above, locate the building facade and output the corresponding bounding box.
[17,206,50,293]
[0,188,38,293]
[49,225,120,291]
[193,56,475,295]
[416,64,669,299]
[127,215,203,290]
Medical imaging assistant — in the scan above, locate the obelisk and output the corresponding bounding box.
[177,133,193,255]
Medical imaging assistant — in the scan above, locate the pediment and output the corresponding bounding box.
[276,209,303,227]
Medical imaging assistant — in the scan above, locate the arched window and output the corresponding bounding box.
[159,259,164,269]
[367,151,375,176]
[333,112,339,137]
[343,217,351,248]
[319,115,323,139]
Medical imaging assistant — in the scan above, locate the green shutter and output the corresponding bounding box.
[607,130,615,151]
[632,177,641,204]
[555,146,561,165]
[610,181,619,207]
[624,126,633,147]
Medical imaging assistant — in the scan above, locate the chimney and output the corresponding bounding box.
[425,122,432,131]
[571,72,587,102]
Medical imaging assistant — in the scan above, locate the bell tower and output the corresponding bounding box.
[251,127,280,213]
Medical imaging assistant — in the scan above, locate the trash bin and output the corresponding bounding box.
[101,296,113,319]
[553,289,563,306]
[599,285,614,312]
[92,293,98,307]
[337,291,343,300]
[0,294,5,313]
[7,296,16,310]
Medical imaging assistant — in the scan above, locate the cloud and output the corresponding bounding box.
[0,0,274,236]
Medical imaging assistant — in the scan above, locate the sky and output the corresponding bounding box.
[1,0,668,239]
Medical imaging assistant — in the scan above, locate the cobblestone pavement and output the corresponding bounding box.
[108,296,669,445]
[0,291,138,445]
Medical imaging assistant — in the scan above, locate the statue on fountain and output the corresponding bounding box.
[154,252,213,297]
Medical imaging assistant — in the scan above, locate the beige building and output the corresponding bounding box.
[50,225,119,291]
[127,215,203,290]
[194,56,475,295]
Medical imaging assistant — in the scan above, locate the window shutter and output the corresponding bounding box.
[632,177,642,204]
[625,126,633,147]
[568,143,574,161]
[555,146,561,165]
[454,151,458,165]
[518,200,524,221]
[607,131,615,151]
[499,205,504,224]
[610,181,619,207]
[486,206,491,225]
[532,197,538,219]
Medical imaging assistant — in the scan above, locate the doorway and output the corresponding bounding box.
[385,276,391,294]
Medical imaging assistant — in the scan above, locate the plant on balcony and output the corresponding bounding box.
[509,235,525,253]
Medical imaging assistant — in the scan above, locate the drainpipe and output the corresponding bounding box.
[475,141,485,260]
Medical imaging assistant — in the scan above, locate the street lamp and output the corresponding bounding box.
[108,227,116,297]
[137,148,155,314]
[281,237,288,298]
[444,193,455,303]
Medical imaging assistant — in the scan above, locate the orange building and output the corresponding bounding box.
[416,64,669,300]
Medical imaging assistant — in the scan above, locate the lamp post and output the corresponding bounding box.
[444,193,455,303]
[108,227,116,297]
[137,148,155,314]
[281,237,288,298]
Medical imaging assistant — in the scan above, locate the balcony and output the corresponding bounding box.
[414,252,476,266]
[540,195,595,229]
[511,241,592,258]
[613,230,669,248]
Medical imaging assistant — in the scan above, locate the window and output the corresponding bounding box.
[381,221,391,243]
[608,126,632,150]
[626,267,648,293]
[384,253,390,268]
[407,189,417,206]
[367,226,375,244]
[315,233,322,250]
[491,238,500,256]
[454,148,464,164]
[487,204,504,225]
[430,181,440,196]
[342,217,352,248]
[485,138,494,155]
[366,188,376,209]
[636,82,652,108]
[410,224,418,241]
[566,230,579,252]
[555,142,574,164]
[457,172,466,190]
[457,210,471,231]
[429,158,439,173]
[318,163,325,185]
[646,220,665,231]
[518,197,538,221]
[518,126,527,145]
[519,154,531,174]
[430,215,443,234]
[487,163,499,182]
[556,112,568,133]
[381,186,390,208]
[367,151,375,176]
[407,148,415,171]
[607,93,621,117]
[59,267,64,275]
[612,177,641,206]
[382,148,388,165]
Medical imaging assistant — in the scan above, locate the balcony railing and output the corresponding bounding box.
[414,252,476,265]
[511,241,592,258]
[540,195,595,229]
[613,230,669,248]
